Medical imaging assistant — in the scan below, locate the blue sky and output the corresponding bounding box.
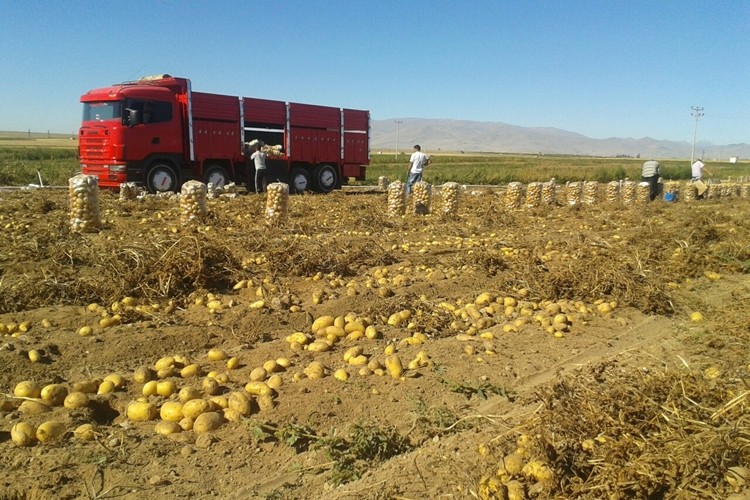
[1,1,747,144]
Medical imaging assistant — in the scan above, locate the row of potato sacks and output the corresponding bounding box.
[387,180,461,217]
[67,176,290,233]
[518,180,750,208]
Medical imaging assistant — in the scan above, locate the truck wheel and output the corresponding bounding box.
[312,164,339,193]
[146,163,178,193]
[204,165,230,188]
[289,168,310,194]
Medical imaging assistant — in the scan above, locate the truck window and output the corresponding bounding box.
[124,99,173,126]
[82,102,122,122]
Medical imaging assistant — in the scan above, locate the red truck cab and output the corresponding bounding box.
[79,75,369,193]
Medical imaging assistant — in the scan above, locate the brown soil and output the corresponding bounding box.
[1,187,749,500]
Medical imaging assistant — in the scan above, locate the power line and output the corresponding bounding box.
[690,106,704,165]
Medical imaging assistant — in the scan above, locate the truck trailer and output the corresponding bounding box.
[78,74,369,193]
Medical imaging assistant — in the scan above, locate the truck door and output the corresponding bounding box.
[123,99,182,160]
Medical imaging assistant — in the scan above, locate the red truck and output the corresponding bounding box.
[78,74,369,193]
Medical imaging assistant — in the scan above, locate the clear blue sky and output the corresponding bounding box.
[1,1,748,144]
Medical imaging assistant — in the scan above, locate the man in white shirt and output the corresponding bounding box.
[641,159,660,201]
[691,159,711,199]
[406,144,430,194]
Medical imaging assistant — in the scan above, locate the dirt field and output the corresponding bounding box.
[1,185,749,499]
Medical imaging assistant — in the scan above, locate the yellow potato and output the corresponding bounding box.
[385,355,404,379]
[142,380,159,397]
[63,391,89,409]
[249,367,268,382]
[181,399,211,419]
[343,346,363,363]
[28,350,42,363]
[228,391,252,416]
[72,379,100,394]
[257,394,275,412]
[73,423,96,441]
[36,421,66,443]
[160,401,184,422]
[97,380,116,395]
[133,366,155,384]
[311,315,335,333]
[18,399,51,416]
[207,349,228,361]
[303,361,325,380]
[202,377,220,395]
[178,386,201,403]
[11,422,37,446]
[226,357,240,370]
[127,401,158,422]
[180,363,200,378]
[14,380,41,398]
[262,360,280,373]
[154,356,175,371]
[40,384,68,406]
[266,374,283,390]
[103,373,125,389]
[155,420,182,436]
[334,369,350,381]
[193,412,224,434]
[244,381,274,396]
[156,380,177,397]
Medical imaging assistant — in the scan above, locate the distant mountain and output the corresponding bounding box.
[371,119,749,160]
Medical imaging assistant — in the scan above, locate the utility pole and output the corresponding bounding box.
[394,120,403,159]
[690,106,704,165]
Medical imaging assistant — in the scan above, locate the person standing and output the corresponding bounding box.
[251,144,267,194]
[691,158,711,199]
[406,144,430,194]
[641,158,660,201]
[691,158,710,181]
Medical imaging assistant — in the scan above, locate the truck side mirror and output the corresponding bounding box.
[126,108,140,127]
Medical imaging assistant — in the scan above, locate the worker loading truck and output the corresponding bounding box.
[78,74,370,194]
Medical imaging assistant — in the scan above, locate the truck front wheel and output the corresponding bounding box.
[204,165,230,188]
[312,164,339,193]
[146,163,178,193]
[289,167,310,194]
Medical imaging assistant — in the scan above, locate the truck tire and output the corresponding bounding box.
[289,167,310,194]
[311,164,339,193]
[204,165,230,188]
[146,162,178,193]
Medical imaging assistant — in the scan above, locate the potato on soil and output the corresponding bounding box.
[182,399,211,419]
[40,384,68,406]
[11,422,37,446]
[155,420,182,436]
[36,421,66,443]
[14,380,41,398]
[193,411,224,434]
[160,401,184,422]
[63,391,89,409]
[127,401,158,422]
[73,423,97,441]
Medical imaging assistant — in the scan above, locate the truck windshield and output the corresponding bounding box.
[82,102,122,122]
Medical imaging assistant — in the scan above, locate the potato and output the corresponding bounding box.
[385,355,404,379]
[127,401,158,422]
[97,380,116,395]
[262,360,280,373]
[36,421,66,443]
[73,423,96,441]
[244,381,274,396]
[180,363,201,378]
[182,399,211,419]
[303,361,325,380]
[157,366,176,379]
[249,367,268,382]
[208,395,228,410]
[154,356,175,371]
[202,377,220,395]
[11,422,36,446]
[18,399,51,416]
[40,384,68,406]
[179,417,194,431]
[142,380,159,397]
[311,315,335,333]
[156,380,177,397]
[207,349,227,361]
[266,374,283,390]
[334,369,350,381]
[155,420,182,436]
[257,394,275,411]
[228,391,252,416]
[226,356,240,370]
[178,386,201,403]
[72,379,100,394]
[28,349,42,363]
[133,366,155,384]
[307,341,331,353]
[160,401,184,422]
[14,380,41,398]
[193,411,223,434]
[78,326,94,336]
[275,357,291,369]
[63,391,89,409]
[343,346,363,363]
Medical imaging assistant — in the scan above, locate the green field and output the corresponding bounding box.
[0,133,747,187]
